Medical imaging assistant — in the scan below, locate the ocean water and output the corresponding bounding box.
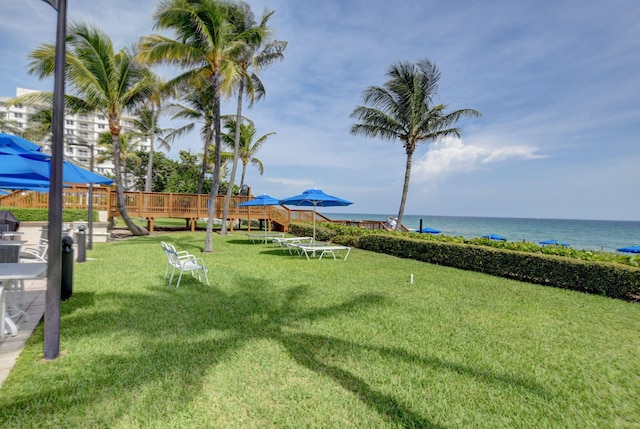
[323,213,640,253]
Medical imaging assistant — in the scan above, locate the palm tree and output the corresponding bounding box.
[139,0,264,251]
[26,22,154,235]
[97,131,142,189]
[136,73,175,193]
[219,2,286,235]
[165,81,217,195]
[221,117,273,188]
[0,101,22,135]
[350,59,481,227]
[131,103,179,191]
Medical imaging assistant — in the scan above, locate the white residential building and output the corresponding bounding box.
[0,88,150,184]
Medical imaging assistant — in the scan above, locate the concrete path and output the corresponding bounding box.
[0,278,46,388]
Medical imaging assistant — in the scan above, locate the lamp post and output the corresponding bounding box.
[88,143,94,250]
[42,0,67,361]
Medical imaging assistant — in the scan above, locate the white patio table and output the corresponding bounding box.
[0,262,47,337]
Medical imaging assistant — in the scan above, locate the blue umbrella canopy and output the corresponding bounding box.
[0,133,43,153]
[279,188,353,208]
[617,245,640,254]
[279,189,353,241]
[539,239,570,247]
[236,194,281,207]
[237,194,281,235]
[482,233,506,241]
[417,227,441,234]
[0,134,113,186]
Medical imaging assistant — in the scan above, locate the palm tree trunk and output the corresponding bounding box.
[112,132,148,236]
[240,163,247,189]
[145,105,155,192]
[220,81,244,235]
[396,148,414,229]
[204,76,222,252]
[196,135,208,195]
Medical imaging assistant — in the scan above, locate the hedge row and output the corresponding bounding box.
[0,207,96,223]
[356,234,640,300]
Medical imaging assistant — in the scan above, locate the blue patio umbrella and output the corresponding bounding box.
[0,140,113,186]
[617,245,640,254]
[0,177,60,191]
[279,188,353,241]
[237,194,281,235]
[482,233,506,241]
[0,133,42,153]
[539,239,570,247]
[418,227,441,234]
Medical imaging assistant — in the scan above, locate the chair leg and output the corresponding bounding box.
[175,271,184,288]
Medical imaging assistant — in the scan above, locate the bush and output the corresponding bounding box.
[0,207,97,222]
[287,222,336,242]
[358,234,640,301]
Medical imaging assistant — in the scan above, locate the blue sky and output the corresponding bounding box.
[1,0,639,221]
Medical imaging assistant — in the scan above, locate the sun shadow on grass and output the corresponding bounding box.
[1,235,554,427]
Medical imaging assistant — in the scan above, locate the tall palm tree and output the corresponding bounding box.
[138,0,262,251]
[137,73,175,192]
[350,59,481,227]
[131,103,179,191]
[97,131,142,189]
[26,22,154,235]
[165,81,217,195]
[0,101,22,135]
[219,2,286,235]
[221,117,273,188]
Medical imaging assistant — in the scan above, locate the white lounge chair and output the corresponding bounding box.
[20,238,48,262]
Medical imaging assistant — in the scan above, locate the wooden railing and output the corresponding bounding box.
[0,187,395,232]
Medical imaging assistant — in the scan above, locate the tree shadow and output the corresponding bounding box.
[2,269,551,427]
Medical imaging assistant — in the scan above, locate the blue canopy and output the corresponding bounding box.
[0,133,113,186]
[279,189,353,241]
[279,188,353,208]
[617,245,640,254]
[482,233,506,241]
[539,239,570,247]
[417,227,441,234]
[0,133,42,153]
[237,194,281,207]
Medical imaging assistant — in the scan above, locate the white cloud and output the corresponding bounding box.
[413,137,544,185]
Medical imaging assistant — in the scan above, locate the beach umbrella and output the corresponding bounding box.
[539,239,570,247]
[237,194,281,236]
[0,177,57,191]
[482,233,506,241]
[279,188,353,241]
[616,245,640,254]
[0,138,113,186]
[0,133,42,153]
[417,227,441,234]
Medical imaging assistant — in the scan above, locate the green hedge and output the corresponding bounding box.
[358,234,640,301]
[287,222,337,242]
[0,207,96,223]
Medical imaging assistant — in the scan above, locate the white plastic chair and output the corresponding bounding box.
[162,242,209,287]
[20,238,48,262]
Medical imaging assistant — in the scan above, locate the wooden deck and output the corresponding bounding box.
[0,186,391,232]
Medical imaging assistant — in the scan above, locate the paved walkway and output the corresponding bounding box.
[0,277,47,388]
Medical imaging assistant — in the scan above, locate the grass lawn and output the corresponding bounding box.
[1,232,639,428]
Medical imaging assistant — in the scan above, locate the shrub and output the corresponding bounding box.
[358,234,640,301]
[0,207,95,222]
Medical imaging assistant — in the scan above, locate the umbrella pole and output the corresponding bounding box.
[313,204,317,243]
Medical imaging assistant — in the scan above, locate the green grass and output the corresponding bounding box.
[1,232,639,428]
